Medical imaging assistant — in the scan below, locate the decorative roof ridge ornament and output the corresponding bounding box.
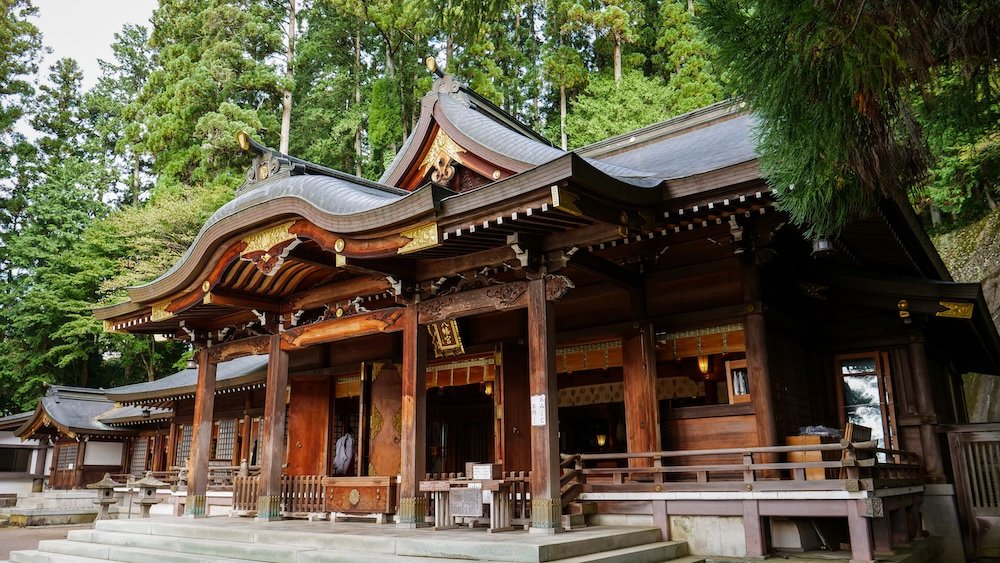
[425,56,470,107]
[236,131,294,196]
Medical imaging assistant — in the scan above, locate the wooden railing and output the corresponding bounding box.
[232,474,324,515]
[561,440,922,494]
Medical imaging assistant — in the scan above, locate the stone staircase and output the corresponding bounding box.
[6,518,697,563]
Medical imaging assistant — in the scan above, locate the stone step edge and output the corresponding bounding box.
[37,539,252,563]
[67,529,320,562]
[8,550,118,563]
[552,541,689,563]
[94,520,664,557]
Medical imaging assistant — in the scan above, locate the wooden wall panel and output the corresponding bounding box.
[662,414,758,452]
[645,269,743,318]
[369,361,402,477]
[286,376,331,475]
[766,324,834,439]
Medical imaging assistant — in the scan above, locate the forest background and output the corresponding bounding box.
[0,0,997,416]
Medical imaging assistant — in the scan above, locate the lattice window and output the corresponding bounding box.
[175,425,192,466]
[214,419,236,461]
[130,439,149,475]
[56,444,78,470]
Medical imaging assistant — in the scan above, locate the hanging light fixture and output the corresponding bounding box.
[596,434,607,448]
[483,380,494,396]
[698,355,710,375]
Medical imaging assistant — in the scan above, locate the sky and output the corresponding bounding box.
[31,0,159,90]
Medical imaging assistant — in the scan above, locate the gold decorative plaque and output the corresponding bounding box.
[150,301,174,322]
[427,319,465,358]
[937,301,974,319]
[398,222,439,254]
[241,221,297,255]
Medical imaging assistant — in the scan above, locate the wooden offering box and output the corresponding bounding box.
[322,476,397,516]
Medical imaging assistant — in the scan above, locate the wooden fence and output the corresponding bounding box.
[943,423,1000,560]
[561,439,921,495]
[232,474,325,515]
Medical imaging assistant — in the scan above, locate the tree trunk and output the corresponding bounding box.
[354,31,363,177]
[687,0,694,14]
[279,0,296,154]
[560,84,567,150]
[613,39,621,82]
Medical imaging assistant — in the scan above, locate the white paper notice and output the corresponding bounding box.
[530,394,546,426]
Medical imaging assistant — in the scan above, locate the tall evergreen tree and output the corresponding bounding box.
[701,0,1000,236]
[133,0,285,187]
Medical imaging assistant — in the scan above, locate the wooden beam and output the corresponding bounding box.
[527,276,561,532]
[622,324,660,470]
[208,335,271,364]
[202,290,281,312]
[419,275,573,323]
[335,256,414,280]
[289,218,410,259]
[257,335,288,520]
[184,347,216,518]
[282,276,391,313]
[569,250,640,290]
[280,308,405,349]
[397,306,428,527]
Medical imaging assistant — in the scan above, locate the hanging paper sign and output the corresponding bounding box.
[530,394,547,426]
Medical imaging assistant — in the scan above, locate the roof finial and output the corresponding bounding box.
[425,56,444,78]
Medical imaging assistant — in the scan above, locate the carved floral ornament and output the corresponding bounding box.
[418,129,466,184]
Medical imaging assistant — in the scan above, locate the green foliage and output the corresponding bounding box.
[134,0,284,186]
[0,0,43,182]
[565,71,672,147]
[701,0,1000,237]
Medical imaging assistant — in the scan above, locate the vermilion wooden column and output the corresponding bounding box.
[257,335,289,521]
[397,305,428,527]
[184,347,216,518]
[623,324,660,465]
[527,276,561,533]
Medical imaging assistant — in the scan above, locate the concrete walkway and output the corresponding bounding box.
[0,524,89,559]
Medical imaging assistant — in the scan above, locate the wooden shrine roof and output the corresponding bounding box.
[15,386,134,440]
[104,354,268,404]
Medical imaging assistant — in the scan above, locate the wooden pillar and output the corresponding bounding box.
[908,336,946,482]
[847,500,875,562]
[743,261,778,450]
[527,276,561,533]
[257,335,289,521]
[623,324,660,470]
[500,342,531,472]
[184,348,216,518]
[166,421,177,468]
[743,500,765,557]
[397,306,428,527]
[74,439,87,489]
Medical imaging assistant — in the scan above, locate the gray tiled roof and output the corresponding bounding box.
[104,355,269,402]
[95,404,172,425]
[27,387,129,435]
[438,94,565,166]
[134,174,408,291]
[438,95,662,188]
[596,115,758,180]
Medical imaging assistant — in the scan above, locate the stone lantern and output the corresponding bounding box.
[87,473,122,520]
[134,471,168,518]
